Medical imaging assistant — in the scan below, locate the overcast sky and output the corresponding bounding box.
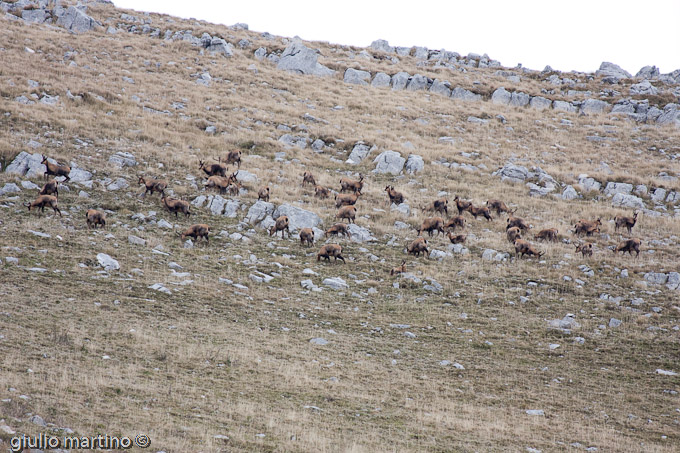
[113,0,680,75]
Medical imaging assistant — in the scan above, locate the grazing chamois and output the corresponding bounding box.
[573,218,601,237]
[205,175,230,194]
[161,195,191,218]
[575,242,593,258]
[317,244,345,263]
[41,155,70,181]
[447,232,467,244]
[336,205,357,224]
[269,216,290,238]
[302,172,317,186]
[299,228,315,246]
[179,224,211,243]
[535,228,559,243]
[468,205,493,221]
[613,238,641,257]
[407,237,429,257]
[486,199,513,216]
[199,159,227,177]
[614,211,638,234]
[227,181,242,196]
[418,217,445,237]
[325,223,350,238]
[340,174,364,194]
[138,176,167,197]
[314,185,331,199]
[513,239,544,259]
[39,179,59,198]
[425,198,449,217]
[86,209,106,229]
[507,215,531,231]
[335,192,360,208]
[25,195,61,216]
[444,216,466,231]
[258,186,270,202]
[385,186,404,205]
[224,150,242,168]
[506,226,522,244]
[453,196,472,215]
[390,260,406,276]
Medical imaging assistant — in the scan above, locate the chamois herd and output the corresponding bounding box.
[19,153,646,277]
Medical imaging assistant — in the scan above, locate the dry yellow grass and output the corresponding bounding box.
[0,2,679,452]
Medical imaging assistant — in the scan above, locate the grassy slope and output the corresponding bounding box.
[0,3,679,452]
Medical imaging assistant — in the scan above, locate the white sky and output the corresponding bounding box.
[113,0,680,75]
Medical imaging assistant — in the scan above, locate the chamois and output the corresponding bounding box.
[299,228,315,246]
[453,196,472,215]
[302,172,317,186]
[41,155,70,181]
[224,150,242,168]
[385,186,404,205]
[325,223,350,238]
[613,238,641,257]
[535,228,558,243]
[507,215,531,231]
[513,239,544,259]
[199,159,227,177]
[269,215,290,238]
[468,205,493,221]
[317,244,345,263]
[161,195,191,218]
[575,242,593,258]
[418,217,445,237]
[205,175,230,194]
[448,233,467,244]
[614,211,638,234]
[444,216,466,231]
[486,199,513,216]
[573,218,601,237]
[86,209,106,229]
[258,186,270,202]
[425,198,449,217]
[407,237,429,257]
[25,195,61,216]
[138,176,167,197]
[179,224,211,243]
[39,179,59,198]
[336,205,356,224]
[340,174,364,194]
[314,185,331,199]
[506,226,522,244]
[390,260,406,276]
[335,192,360,208]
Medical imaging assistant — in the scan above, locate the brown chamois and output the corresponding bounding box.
[575,242,593,258]
[299,227,315,246]
[302,171,317,187]
[385,186,404,205]
[258,186,270,202]
[25,195,61,216]
[513,238,544,259]
[614,211,638,234]
[453,196,472,215]
[340,174,364,194]
[314,185,331,199]
[335,192,360,208]
[269,215,290,238]
[573,218,601,237]
[486,199,514,216]
[506,226,522,244]
[613,238,641,257]
[317,244,345,263]
[224,150,242,168]
[161,195,191,218]
[226,170,240,185]
[39,179,59,198]
[425,198,449,217]
[468,205,493,221]
[390,260,406,276]
[205,175,230,194]
[227,182,242,196]
[138,176,167,197]
[86,209,106,229]
[199,159,227,177]
[447,232,467,244]
[507,215,531,231]
[325,223,350,238]
[535,228,559,243]
[418,217,445,237]
[179,224,211,243]
[41,155,70,181]
[407,237,429,257]
[336,205,357,224]
[444,215,466,231]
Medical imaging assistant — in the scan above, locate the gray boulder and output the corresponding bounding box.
[207,38,234,57]
[491,87,511,105]
[578,175,601,192]
[666,272,680,290]
[596,62,632,80]
[391,72,410,90]
[630,80,658,96]
[347,224,376,243]
[254,47,266,60]
[450,87,481,102]
[56,6,99,33]
[604,182,633,197]
[347,142,374,165]
[580,99,609,115]
[0,183,21,196]
[406,74,430,91]
[644,272,668,285]
[370,39,394,53]
[429,79,451,97]
[273,203,322,232]
[612,193,644,209]
[106,178,129,191]
[636,65,660,80]
[68,166,93,183]
[561,185,579,200]
[22,8,50,23]
[553,100,577,113]
[495,163,529,182]
[109,151,136,168]
[371,72,391,88]
[208,195,227,215]
[405,154,424,174]
[278,134,308,149]
[97,253,119,272]
[277,41,334,77]
[323,277,348,290]
[344,68,371,85]
[234,170,258,184]
[529,96,552,110]
[510,91,530,107]
[656,104,680,127]
[246,200,275,225]
[373,150,405,175]
[223,200,240,218]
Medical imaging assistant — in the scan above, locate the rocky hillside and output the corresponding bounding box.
[0,1,679,452]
